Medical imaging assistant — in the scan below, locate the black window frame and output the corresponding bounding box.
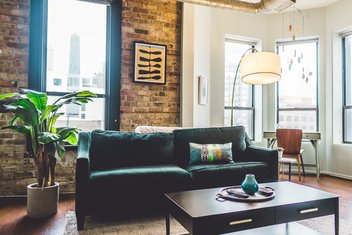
[224,39,256,140]
[342,36,352,144]
[276,38,319,132]
[29,0,121,131]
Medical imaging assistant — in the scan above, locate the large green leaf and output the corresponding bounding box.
[15,100,39,127]
[17,98,37,110]
[57,127,78,145]
[24,90,48,112]
[3,104,39,128]
[0,104,20,113]
[55,141,66,158]
[8,116,19,126]
[1,125,30,133]
[53,90,97,105]
[76,90,97,97]
[29,126,38,157]
[0,93,19,100]
[65,132,79,145]
[46,142,57,158]
[40,105,59,123]
[38,132,60,144]
[48,113,64,133]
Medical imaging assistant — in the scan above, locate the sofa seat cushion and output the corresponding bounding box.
[184,162,270,189]
[89,165,191,193]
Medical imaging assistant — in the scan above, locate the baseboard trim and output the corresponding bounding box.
[280,167,352,180]
[320,171,352,180]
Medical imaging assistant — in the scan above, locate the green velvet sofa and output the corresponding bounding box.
[75,126,278,230]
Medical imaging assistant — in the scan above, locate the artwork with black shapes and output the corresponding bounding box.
[134,42,166,84]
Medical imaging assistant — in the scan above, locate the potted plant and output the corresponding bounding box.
[0,89,96,218]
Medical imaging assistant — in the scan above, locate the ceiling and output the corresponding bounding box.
[244,0,340,10]
[288,0,340,10]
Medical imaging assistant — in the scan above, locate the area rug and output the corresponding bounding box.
[64,211,352,235]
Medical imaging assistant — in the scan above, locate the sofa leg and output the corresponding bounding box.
[77,215,85,230]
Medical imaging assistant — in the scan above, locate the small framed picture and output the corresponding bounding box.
[198,76,208,105]
[133,42,167,84]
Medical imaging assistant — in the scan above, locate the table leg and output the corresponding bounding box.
[310,140,320,181]
[166,213,170,235]
[335,198,339,235]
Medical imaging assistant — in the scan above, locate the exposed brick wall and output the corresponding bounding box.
[120,0,182,131]
[0,0,183,195]
[0,0,32,195]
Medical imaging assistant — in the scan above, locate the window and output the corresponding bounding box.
[53,78,62,86]
[342,35,352,143]
[276,39,319,131]
[29,0,121,131]
[224,39,256,139]
[82,78,90,88]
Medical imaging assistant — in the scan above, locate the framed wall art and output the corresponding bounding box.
[198,76,208,105]
[133,42,167,84]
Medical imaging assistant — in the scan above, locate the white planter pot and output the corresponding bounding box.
[27,182,59,218]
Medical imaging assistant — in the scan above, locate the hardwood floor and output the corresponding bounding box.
[0,175,351,235]
[0,194,74,235]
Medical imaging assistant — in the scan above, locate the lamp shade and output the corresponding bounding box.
[240,52,281,85]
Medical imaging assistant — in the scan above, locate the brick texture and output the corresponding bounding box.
[120,0,182,131]
[0,0,33,195]
[0,0,182,195]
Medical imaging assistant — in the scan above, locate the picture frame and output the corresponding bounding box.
[133,42,167,84]
[198,76,208,105]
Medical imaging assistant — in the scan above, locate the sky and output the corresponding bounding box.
[47,0,107,82]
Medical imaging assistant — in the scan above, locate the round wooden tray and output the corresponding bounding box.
[217,186,275,202]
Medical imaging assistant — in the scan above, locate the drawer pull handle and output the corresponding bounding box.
[300,208,319,214]
[229,219,252,226]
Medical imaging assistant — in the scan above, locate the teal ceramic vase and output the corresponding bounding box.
[241,174,259,195]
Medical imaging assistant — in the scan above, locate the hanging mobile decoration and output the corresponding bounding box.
[287,7,304,41]
[282,7,312,84]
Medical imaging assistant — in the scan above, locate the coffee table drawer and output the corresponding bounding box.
[276,199,335,223]
[195,208,275,234]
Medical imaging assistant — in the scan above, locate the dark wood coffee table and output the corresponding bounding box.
[164,181,339,235]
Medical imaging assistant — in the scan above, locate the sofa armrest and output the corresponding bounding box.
[245,145,278,182]
[75,132,91,214]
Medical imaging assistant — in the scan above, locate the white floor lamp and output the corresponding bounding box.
[230,48,282,126]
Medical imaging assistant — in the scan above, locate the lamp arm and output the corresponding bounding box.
[230,47,258,126]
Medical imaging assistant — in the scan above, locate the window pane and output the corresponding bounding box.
[224,41,253,108]
[48,96,105,132]
[278,42,317,109]
[345,36,352,106]
[46,0,106,95]
[224,109,253,139]
[278,110,317,132]
[344,108,352,142]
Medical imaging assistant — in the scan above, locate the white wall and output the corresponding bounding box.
[193,5,211,127]
[181,0,352,179]
[325,0,352,179]
[182,4,211,127]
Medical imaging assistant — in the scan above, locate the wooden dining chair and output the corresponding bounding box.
[276,128,305,181]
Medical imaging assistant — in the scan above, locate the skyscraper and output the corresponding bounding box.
[67,33,81,117]
[67,33,80,91]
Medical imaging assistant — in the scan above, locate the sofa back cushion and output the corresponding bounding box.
[89,130,174,170]
[173,126,247,166]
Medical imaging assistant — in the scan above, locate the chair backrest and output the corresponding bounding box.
[276,128,302,155]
